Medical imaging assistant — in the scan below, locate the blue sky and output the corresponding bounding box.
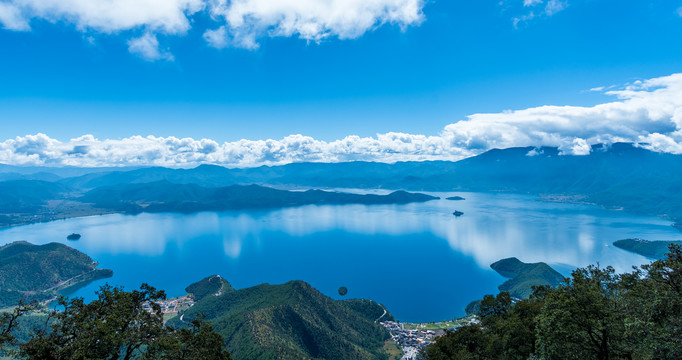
[1,0,682,167]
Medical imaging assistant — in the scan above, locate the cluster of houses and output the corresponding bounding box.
[380,321,452,358]
[143,295,195,314]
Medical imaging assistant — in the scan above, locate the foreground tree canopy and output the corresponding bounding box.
[0,284,231,360]
[423,244,682,360]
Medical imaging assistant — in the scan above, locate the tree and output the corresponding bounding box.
[627,244,682,358]
[18,284,230,360]
[421,324,490,360]
[535,265,634,360]
[424,247,682,360]
[144,315,232,360]
[0,300,37,351]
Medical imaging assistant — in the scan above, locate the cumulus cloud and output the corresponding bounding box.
[3,0,204,33]
[3,73,682,168]
[205,0,425,49]
[127,33,173,61]
[0,0,424,58]
[0,2,29,30]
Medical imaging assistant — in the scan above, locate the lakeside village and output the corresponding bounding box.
[143,295,195,319]
[380,316,479,359]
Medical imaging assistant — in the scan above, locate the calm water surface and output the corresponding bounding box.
[1,191,679,322]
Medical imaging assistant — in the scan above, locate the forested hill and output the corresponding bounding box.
[0,181,437,227]
[78,182,438,213]
[490,258,565,299]
[0,241,112,308]
[169,279,395,360]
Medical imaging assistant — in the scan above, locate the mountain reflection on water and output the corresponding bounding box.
[1,191,678,322]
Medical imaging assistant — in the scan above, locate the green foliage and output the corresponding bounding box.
[0,301,38,351]
[185,275,234,301]
[535,266,633,359]
[0,242,113,308]
[341,299,394,322]
[424,245,682,360]
[17,284,231,360]
[144,315,232,360]
[422,324,490,360]
[170,280,392,360]
[337,286,348,296]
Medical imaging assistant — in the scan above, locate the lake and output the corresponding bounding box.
[1,191,679,323]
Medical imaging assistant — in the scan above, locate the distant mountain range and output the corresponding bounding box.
[1,142,681,228]
[170,276,395,360]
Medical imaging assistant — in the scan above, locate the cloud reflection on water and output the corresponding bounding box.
[0,192,677,274]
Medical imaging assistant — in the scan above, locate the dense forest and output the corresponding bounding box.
[423,245,682,360]
[0,284,231,360]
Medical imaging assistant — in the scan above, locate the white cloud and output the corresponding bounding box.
[203,26,228,49]
[3,73,682,167]
[523,0,543,6]
[127,33,173,61]
[0,0,425,57]
[544,0,567,16]
[5,0,204,34]
[206,0,425,49]
[0,2,29,30]
[513,0,566,27]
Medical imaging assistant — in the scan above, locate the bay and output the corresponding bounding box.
[0,191,679,323]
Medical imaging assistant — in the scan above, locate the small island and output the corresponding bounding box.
[452,210,464,217]
[338,286,348,296]
[446,196,465,201]
[67,233,81,241]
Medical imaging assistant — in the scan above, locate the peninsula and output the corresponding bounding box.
[0,241,113,308]
[613,238,682,259]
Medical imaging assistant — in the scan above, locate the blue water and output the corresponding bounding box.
[1,191,679,322]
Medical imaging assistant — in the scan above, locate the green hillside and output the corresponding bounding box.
[490,258,564,299]
[0,241,113,308]
[170,280,394,360]
[185,275,235,301]
[614,239,682,259]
